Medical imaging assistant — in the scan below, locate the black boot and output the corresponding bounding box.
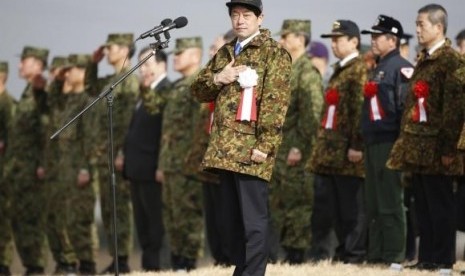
[100,256,130,274]
[24,266,44,276]
[284,247,305,265]
[54,262,77,274]
[0,265,11,276]
[79,260,96,275]
[183,257,196,272]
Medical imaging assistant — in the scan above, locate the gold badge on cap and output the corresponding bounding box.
[332,21,341,30]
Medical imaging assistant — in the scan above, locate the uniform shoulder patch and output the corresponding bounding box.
[401,67,414,79]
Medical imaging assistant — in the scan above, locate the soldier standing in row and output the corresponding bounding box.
[43,55,79,274]
[270,19,323,264]
[124,47,171,272]
[60,54,99,275]
[360,15,414,265]
[86,33,139,273]
[3,46,49,275]
[0,61,15,276]
[191,0,292,274]
[387,4,465,271]
[158,37,204,272]
[308,20,367,264]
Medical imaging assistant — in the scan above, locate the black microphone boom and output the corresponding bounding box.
[138,16,188,40]
[138,18,173,40]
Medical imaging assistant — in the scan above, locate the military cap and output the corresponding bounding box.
[456,29,465,41]
[276,19,311,36]
[321,20,360,39]
[50,56,67,70]
[400,33,413,46]
[361,15,404,38]
[226,0,263,13]
[104,33,134,47]
[173,37,203,54]
[64,54,92,69]
[20,45,49,64]
[0,61,8,73]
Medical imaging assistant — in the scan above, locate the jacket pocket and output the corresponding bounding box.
[221,120,257,165]
[403,127,438,166]
[312,130,348,168]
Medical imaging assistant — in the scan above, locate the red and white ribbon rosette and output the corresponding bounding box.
[236,67,258,122]
[364,81,385,121]
[411,80,429,123]
[321,88,339,129]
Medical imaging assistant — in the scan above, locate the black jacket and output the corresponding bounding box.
[123,77,171,181]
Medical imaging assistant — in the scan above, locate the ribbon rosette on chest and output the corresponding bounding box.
[236,67,258,122]
[411,80,429,123]
[321,88,339,129]
[364,81,385,121]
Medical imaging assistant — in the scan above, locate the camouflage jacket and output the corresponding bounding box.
[158,71,201,173]
[4,82,48,169]
[307,55,367,177]
[191,29,292,181]
[387,39,465,175]
[85,63,139,161]
[273,54,323,174]
[0,89,16,170]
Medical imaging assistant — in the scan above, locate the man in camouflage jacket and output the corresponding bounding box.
[307,20,367,264]
[191,0,291,275]
[387,4,465,270]
[269,19,323,265]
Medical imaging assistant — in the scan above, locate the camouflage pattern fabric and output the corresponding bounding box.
[191,29,292,181]
[55,91,97,263]
[0,89,15,267]
[269,54,323,250]
[43,83,78,266]
[387,39,465,175]
[159,72,204,259]
[307,55,367,177]
[85,63,139,257]
[3,83,48,268]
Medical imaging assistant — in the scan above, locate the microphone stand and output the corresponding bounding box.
[51,35,170,276]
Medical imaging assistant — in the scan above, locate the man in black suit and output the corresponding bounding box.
[123,47,171,271]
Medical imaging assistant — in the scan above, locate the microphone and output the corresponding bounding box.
[138,18,173,40]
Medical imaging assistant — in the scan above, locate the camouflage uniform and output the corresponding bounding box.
[85,34,138,267]
[43,78,79,272]
[269,19,324,263]
[0,62,15,273]
[192,25,292,276]
[308,20,367,263]
[3,46,49,272]
[57,54,98,274]
[159,37,204,270]
[387,38,465,267]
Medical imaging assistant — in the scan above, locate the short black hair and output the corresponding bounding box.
[456,29,465,42]
[139,46,167,63]
[418,4,448,34]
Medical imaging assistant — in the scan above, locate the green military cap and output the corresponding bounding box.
[20,45,49,64]
[0,61,8,73]
[64,54,92,69]
[50,56,67,70]
[276,19,311,36]
[104,33,134,47]
[173,37,203,54]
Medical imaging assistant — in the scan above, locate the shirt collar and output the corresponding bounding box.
[427,39,446,56]
[150,73,167,90]
[339,51,359,67]
[237,30,261,49]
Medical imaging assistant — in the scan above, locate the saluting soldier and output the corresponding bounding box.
[387,4,465,271]
[0,61,16,276]
[3,46,49,275]
[269,18,323,264]
[86,33,139,273]
[191,0,292,274]
[157,37,204,272]
[360,15,414,265]
[307,20,367,264]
